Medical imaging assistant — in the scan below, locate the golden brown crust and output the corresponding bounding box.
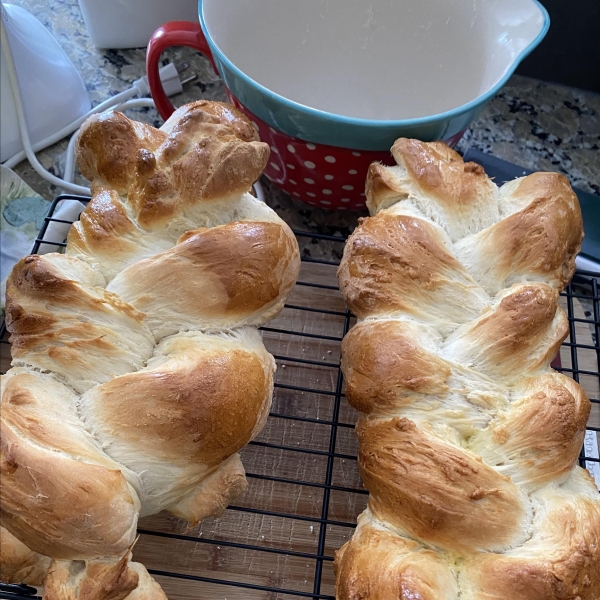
[85,347,270,466]
[337,138,595,600]
[171,136,268,203]
[477,285,558,350]
[334,516,458,600]
[44,554,139,600]
[1,421,137,559]
[365,139,498,241]
[391,138,488,207]
[357,417,530,553]
[338,213,456,317]
[443,284,569,380]
[341,320,451,414]
[77,100,269,231]
[71,329,274,519]
[471,373,590,489]
[160,99,260,143]
[462,558,599,600]
[0,526,51,585]
[0,372,139,561]
[107,220,300,337]
[454,172,583,294]
[337,212,488,331]
[462,544,600,600]
[77,111,166,195]
[365,162,409,211]
[459,473,600,600]
[2,372,130,469]
[67,188,140,260]
[132,101,268,227]
[495,173,582,288]
[7,254,100,308]
[0,99,292,597]
[5,255,154,392]
[42,551,170,600]
[6,254,139,321]
[68,101,283,286]
[180,221,296,315]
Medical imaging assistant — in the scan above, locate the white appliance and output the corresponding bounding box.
[0,3,91,163]
[78,0,198,49]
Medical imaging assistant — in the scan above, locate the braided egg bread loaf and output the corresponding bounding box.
[335,139,599,599]
[0,100,300,598]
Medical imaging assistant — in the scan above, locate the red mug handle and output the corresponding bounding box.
[146,21,219,120]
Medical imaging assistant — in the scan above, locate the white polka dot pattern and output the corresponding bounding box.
[226,93,396,210]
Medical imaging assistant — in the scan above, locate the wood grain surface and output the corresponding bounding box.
[1,261,599,599]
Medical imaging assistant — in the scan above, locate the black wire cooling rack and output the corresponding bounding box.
[1,194,598,600]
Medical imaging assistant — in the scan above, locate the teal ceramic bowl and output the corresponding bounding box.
[147,0,549,208]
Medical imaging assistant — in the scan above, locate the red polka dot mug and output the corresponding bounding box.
[147,0,549,210]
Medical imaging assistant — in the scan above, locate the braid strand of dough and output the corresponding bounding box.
[335,139,599,600]
[0,100,300,598]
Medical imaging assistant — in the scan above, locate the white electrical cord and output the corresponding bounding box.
[1,18,92,194]
[2,86,139,170]
[1,23,265,202]
[1,15,187,194]
[62,125,80,185]
[1,71,180,172]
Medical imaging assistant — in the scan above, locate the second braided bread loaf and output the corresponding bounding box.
[335,139,599,599]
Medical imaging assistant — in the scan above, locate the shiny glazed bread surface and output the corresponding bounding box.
[0,101,300,598]
[335,139,599,599]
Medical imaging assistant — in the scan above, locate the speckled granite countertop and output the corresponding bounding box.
[9,0,600,262]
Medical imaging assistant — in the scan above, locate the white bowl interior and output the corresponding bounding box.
[204,0,545,120]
